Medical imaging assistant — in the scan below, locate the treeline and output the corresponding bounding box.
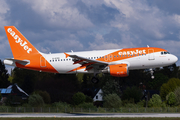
[0,59,180,108]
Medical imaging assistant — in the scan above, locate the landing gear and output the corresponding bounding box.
[91,77,99,84]
[149,68,154,79]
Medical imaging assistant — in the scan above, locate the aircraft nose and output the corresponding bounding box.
[172,55,178,63]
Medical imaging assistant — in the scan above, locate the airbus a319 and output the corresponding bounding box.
[4,26,178,83]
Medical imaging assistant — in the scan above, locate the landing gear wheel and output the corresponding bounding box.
[91,77,99,84]
[150,68,155,79]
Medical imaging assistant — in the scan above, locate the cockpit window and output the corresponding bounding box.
[161,51,170,55]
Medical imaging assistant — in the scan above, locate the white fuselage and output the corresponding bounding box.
[42,49,178,74]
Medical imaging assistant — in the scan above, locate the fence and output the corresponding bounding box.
[0,107,180,113]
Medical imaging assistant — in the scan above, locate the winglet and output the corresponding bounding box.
[64,53,70,58]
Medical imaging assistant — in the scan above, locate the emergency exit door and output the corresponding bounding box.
[40,56,46,67]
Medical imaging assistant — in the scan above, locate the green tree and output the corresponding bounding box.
[102,77,121,97]
[148,94,162,107]
[28,94,44,107]
[160,78,180,100]
[122,86,143,103]
[12,67,38,94]
[34,90,51,104]
[0,93,2,101]
[85,95,93,103]
[0,60,9,87]
[174,87,180,105]
[148,73,168,90]
[103,93,122,108]
[72,92,86,105]
[162,64,178,78]
[166,92,176,106]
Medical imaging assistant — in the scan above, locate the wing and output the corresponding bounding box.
[64,53,108,72]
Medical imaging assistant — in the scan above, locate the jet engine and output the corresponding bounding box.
[102,64,129,77]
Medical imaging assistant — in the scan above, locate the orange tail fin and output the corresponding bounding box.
[4,26,39,59]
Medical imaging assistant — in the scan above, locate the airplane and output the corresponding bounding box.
[3,26,178,83]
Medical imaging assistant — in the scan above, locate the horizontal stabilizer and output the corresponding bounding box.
[4,58,30,66]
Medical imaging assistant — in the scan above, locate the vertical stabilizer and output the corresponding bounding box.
[4,26,39,58]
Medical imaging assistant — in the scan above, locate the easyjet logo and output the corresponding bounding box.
[118,49,146,55]
[7,28,32,54]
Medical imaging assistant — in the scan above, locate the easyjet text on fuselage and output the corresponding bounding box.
[118,50,146,55]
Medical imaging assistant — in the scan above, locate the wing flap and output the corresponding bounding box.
[64,53,108,73]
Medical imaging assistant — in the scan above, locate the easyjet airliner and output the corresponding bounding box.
[4,26,178,83]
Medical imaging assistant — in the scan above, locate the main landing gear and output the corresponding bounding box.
[149,68,154,79]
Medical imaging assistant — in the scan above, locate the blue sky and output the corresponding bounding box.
[0,0,180,72]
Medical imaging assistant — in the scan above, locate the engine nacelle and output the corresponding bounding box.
[102,64,129,77]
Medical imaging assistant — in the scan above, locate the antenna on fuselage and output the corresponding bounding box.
[147,45,149,48]
[71,50,73,53]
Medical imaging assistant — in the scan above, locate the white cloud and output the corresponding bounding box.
[105,0,166,39]
[173,14,180,26]
[89,34,120,50]
[39,39,84,53]
[153,40,180,61]
[22,0,94,29]
[0,0,10,30]
[0,36,12,57]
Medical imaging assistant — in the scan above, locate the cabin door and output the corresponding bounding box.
[148,49,155,60]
